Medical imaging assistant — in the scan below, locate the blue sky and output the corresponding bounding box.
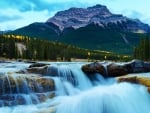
[0,0,150,30]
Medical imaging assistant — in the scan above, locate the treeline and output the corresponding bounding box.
[0,34,130,61]
[134,36,150,61]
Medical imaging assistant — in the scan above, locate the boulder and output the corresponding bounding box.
[82,62,106,76]
[0,73,55,94]
[0,92,55,107]
[0,73,55,106]
[118,76,150,93]
[26,66,48,75]
[124,59,150,73]
[117,76,137,84]
[29,63,50,68]
[82,60,150,77]
[36,77,55,92]
[107,63,128,77]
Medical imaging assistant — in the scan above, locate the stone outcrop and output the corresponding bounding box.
[0,73,55,94]
[0,92,55,106]
[82,60,150,77]
[29,63,50,68]
[82,62,106,75]
[107,63,128,77]
[118,76,150,93]
[0,73,55,106]
[26,66,48,75]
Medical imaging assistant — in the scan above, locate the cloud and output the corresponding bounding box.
[0,0,150,30]
[118,9,150,26]
[0,8,51,30]
[0,0,84,12]
[0,15,21,22]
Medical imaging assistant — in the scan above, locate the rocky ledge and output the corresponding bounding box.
[0,73,55,106]
[0,73,55,94]
[117,76,150,93]
[82,60,150,77]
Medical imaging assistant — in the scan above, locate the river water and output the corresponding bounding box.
[0,61,149,113]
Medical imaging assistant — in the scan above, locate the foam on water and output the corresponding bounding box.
[0,62,150,113]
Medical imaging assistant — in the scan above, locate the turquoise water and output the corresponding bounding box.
[0,62,149,113]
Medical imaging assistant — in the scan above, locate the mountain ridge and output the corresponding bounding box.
[7,4,150,54]
[47,4,150,33]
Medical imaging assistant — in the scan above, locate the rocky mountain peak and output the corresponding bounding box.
[47,4,113,30]
[87,4,111,13]
[47,4,150,33]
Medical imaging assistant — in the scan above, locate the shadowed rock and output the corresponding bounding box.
[107,63,128,77]
[19,65,77,86]
[82,62,106,75]
[82,60,150,77]
[26,66,48,75]
[29,63,50,68]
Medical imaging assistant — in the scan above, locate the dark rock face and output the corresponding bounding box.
[117,76,137,84]
[124,60,150,73]
[107,63,128,77]
[29,63,50,68]
[82,62,106,76]
[19,65,77,86]
[26,66,48,75]
[82,60,150,77]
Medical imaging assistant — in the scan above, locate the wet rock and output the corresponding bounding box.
[107,63,128,77]
[29,63,50,68]
[0,73,55,106]
[36,92,55,103]
[0,73,55,94]
[82,60,150,77]
[26,66,48,75]
[36,77,55,92]
[124,59,149,73]
[82,62,106,75]
[0,92,55,107]
[147,87,150,93]
[118,76,150,93]
[0,94,28,106]
[24,60,37,63]
[39,107,56,113]
[117,76,137,84]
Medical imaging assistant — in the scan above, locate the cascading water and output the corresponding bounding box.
[0,62,150,113]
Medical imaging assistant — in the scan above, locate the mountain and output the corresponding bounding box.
[10,22,60,40]
[0,30,12,34]
[8,4,150,54]
[47,4,150,33]
[0,31,3,34]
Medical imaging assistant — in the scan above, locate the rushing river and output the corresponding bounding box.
[0,61,150,113]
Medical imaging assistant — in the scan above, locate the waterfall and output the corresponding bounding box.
[0,73,54,106]
[0,62,150,113]
[56,83,150,113]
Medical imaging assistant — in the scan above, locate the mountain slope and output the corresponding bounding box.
[8,4,150,54]
[60,24,141,54]
[10,22,60,41]
[47,4,150,33]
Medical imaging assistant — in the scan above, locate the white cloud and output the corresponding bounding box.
[1,0,150,30]
[0,9,53,30]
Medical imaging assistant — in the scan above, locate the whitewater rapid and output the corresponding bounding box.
[0,61,150,113]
